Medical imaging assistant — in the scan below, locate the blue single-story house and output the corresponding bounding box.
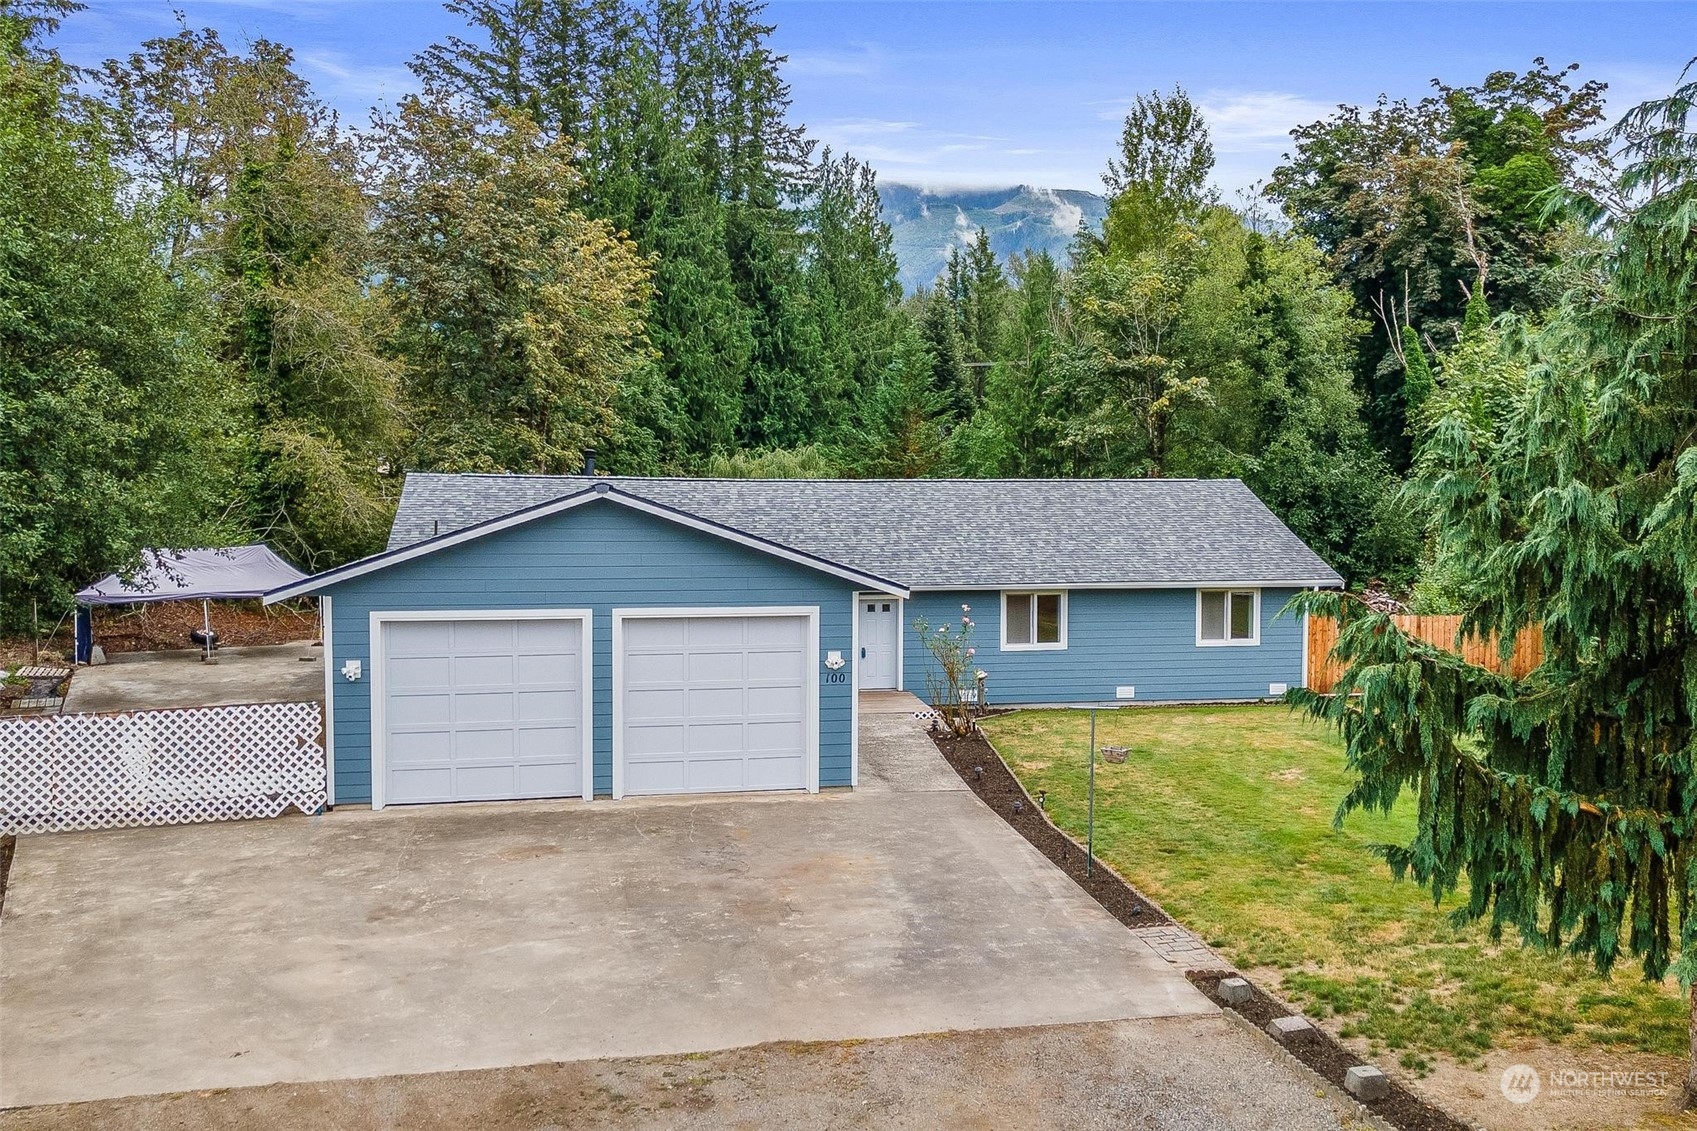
[265,474,1342,809]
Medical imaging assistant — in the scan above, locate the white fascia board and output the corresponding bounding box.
[264,485,910,603]
[906,579,1342,593]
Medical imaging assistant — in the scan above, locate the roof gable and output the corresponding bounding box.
[381,474,1345,591]
[263,484,910,603]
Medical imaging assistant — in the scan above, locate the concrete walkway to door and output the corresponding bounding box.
[0,694,1218,1109]
[857,690,966,793]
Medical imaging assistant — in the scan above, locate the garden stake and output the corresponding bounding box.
[1087,708,1096,879]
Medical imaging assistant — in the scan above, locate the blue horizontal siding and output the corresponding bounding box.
[324,500,858,803]
[904,587,1306,704]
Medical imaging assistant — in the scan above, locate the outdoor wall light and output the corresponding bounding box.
[340,659,362,682]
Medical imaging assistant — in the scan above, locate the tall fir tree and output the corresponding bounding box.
[1295,69,1697,1097]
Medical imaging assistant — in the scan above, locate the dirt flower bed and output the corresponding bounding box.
[930,728,1171,929]
[1188,972,1470,1131]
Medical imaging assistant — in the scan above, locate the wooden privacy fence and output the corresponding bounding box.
[1307,615,1544,695]
[0,701,326,835]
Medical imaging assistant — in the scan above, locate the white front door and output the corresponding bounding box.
[618,613,810,796]
[859,598,898,690]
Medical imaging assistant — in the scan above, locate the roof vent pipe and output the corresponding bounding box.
[582,448,596,476]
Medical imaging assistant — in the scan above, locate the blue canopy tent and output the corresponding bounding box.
[74,546,308,663]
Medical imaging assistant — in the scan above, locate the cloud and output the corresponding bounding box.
[784,44,881,79]
[297,50,418,105]
[1093,89,1335,153]
[1197,91,1337,151]
[810,118,1015,172]
[819,117,921,138]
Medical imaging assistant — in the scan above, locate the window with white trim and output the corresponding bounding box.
[1002,591,1066,650]
[1197,589,1259,645]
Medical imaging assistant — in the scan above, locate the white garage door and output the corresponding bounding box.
[381,617,588,806]
[619,614,810,796]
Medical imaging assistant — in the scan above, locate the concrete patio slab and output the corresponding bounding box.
[61,643,324,713]
[0,783,1213,1107]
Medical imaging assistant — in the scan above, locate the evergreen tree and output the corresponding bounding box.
[952,251,1073,477]
[411,0,838,465]
[801,148,902,426]
[1295,70,1697,1097]
[917,287,972,419]
[859,323,951,478]
[955,228,1008,402]
[1400,324,1434,420]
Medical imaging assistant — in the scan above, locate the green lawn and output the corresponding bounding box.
[980,705,1688,1073]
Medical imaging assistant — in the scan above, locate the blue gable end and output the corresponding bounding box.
[321,499,858,804]
[903,588,1307,705]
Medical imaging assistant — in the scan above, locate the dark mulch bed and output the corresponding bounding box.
[0,833,13,917]
[1189,972,1471,1131]
[932,723,1471,1131]
[931,728,1172,929]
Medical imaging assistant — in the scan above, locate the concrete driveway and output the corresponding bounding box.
[0,713,1214,1108]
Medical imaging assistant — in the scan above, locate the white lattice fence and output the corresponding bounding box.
[0,701,326,835]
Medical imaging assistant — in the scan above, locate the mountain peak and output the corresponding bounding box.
[880,183,1107,292]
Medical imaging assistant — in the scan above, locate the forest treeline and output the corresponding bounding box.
[0,0,1661,624]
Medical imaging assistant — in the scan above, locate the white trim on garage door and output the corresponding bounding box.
[611,606,820,800]
[321,593,335,807]
[369,609,594,810]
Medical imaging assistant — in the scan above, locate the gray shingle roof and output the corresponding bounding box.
[385,474,1343,590]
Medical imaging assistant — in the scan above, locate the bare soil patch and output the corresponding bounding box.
[88,600,319,654]
[0,1017,1360,1131]
[1,600,318,669]
[1404,1043,1691,1131]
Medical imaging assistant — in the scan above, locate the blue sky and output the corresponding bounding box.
[56,2,1697,195]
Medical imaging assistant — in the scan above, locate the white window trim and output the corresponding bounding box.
[1000,590,1068,652]
[1196,588,1261,647]
[611,606,821,801]
[368,608,595,811]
